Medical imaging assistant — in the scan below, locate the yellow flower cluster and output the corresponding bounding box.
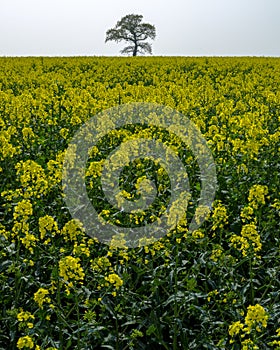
[73,242,91,257]
[240,205,254,222]
[12,199,37,252]
[245,304,269,331]
[230,223,261,257]
[33,288,51,309]
[17,309,35,329]
[15,160,48,198]
[17,310,35,322]
[13,199,33,221]
[22,127,35,144]
[0,126,20,160]
[59,256,85,294]
[109,233,129,250]
[86,160,105,179]
[271,199,280,212]
[91,256,112,272]
[20,232,38,253]
[229,304,269,348]
[38,215,59,241]
[191,229,205,241]
[46,151,65,188]
[17,336,34,349]
[194,204,211,226]
[105,273,123,290]
[229,320,244,337]
[241,224,262,252]
[211,201,228,231]
[210,245,223,262]
[61,219,84,242]
[248,185,268,209]
[268,328,280,348]
[207,289,219,302]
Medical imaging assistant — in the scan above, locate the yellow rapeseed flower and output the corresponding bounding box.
[13,199,33,221]
[59,256,85,293]
[229,321,244,337]
[39,215,59,240]
[105,273,123,290]
[244,304,268,332]
[17,310,35,322]
[17,336,34,349]
[34,288,51,309]
[248,185,268,209]
[211,201,228,231]
[61,219,84,242]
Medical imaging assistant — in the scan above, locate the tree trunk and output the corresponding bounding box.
[133,43,138,56]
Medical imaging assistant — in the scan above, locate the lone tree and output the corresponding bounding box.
[105,14,156,56]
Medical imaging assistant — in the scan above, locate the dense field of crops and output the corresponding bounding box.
[0,56,279,349]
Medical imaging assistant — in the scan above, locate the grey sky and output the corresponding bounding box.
[0,0,279,56]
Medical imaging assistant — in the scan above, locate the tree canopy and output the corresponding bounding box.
[105,14,156,56]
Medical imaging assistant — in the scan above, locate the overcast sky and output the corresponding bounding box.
[0,0,279,57]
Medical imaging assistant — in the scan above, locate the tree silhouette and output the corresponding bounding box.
[105,14,156,56]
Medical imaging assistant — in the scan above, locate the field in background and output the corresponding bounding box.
[0,56,280,349]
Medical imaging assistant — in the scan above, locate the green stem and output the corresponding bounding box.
[55,255,64,349]
[173,230,179,350]
[249,256,254,304]
[75,292,81,349]
[115,317,120,350]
